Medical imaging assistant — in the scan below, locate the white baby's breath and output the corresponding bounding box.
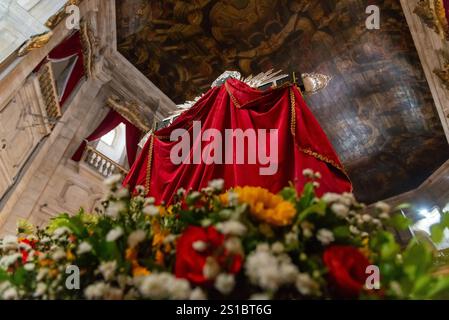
[143,205,159,216]
[214,274,235,295]
[103,174,122,187]
[106,227,124,242]
[216,220,247,236]
[208,179,225,191]
[316,229,334,246]
[105,201,126,218]
[77,241,93,255]
[192,241,208,252]
[128,230,146,248]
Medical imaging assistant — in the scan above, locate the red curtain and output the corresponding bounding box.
[123,79,352,204]
[125,124,143,166]
[48,32,85,106]
[71,110,142,167]
[34,31,85,106]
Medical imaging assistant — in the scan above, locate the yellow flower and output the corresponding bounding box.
[360,237,371,257]
[229,186,297,226]
[126,247,151,277]
[151,221,167,248]
[39,259,53,267]
[66,249,75,261]
[17,219,34,235]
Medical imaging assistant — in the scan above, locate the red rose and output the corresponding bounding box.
[323,245,371,298]
[175,226,242,285]
[19,238,37,264]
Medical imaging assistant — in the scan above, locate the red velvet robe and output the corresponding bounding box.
[123,79,351,204]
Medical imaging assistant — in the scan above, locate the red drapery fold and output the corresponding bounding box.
[125,124,143,166]
[34,31,85,106]
[71,109,142,167]
[123,79,351,204]
[48,32,85,106]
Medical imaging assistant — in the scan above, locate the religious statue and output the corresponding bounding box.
[123,77,351,204]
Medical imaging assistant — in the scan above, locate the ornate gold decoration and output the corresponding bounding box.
[298,147,352,190]
[302,73,332,94]
[45,0,83,29]
[79,20,95,77]
[18,31,53,57]
[434,58,449,90]
[289,88,297,137]
[106,96,152,132]
[414,0,449,40]
[145,135,155,195]
[37,62,62,129]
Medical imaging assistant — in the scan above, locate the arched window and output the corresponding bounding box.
[95,123,127,166]
[100,129,116,146]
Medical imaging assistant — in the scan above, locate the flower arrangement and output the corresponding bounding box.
[1,171,449,300]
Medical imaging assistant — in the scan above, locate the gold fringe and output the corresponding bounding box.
[145,135,155,195]
[289,88,296,137]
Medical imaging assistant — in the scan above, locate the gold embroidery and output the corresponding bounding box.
[290,86,352,189]
[297,147,352,188]
[145,135,155,194]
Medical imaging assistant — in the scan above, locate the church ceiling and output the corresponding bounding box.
[116,0,449,203]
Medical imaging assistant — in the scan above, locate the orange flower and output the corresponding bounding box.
[39,259,53,267]
[224,186,297,226]
[49,269,59,278]
[153,232,165,247]
[132,264,150,277]
[155,250,164,265]
[125,248,137,261]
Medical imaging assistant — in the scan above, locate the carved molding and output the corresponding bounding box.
[434,55,449,90]
[17,31,53,57]
[80,20,96,78]
[414,0,449,40]
[37,62,62,129]
[106,96,152,132]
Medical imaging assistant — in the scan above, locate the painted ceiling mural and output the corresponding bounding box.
[116,0,449,203]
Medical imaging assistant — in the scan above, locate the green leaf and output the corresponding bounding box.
[0,268,11,282]
[425,276,449,299]
[297,183,316,211]
[333,225,351,240]
[403,242,433,279]
[387,214,412,230]
[441,213,449,228]
[279,187,297,202]
[431,224,445,243]
[297,201,326,222]
[11,267,27,287]
[370,231,400,260]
